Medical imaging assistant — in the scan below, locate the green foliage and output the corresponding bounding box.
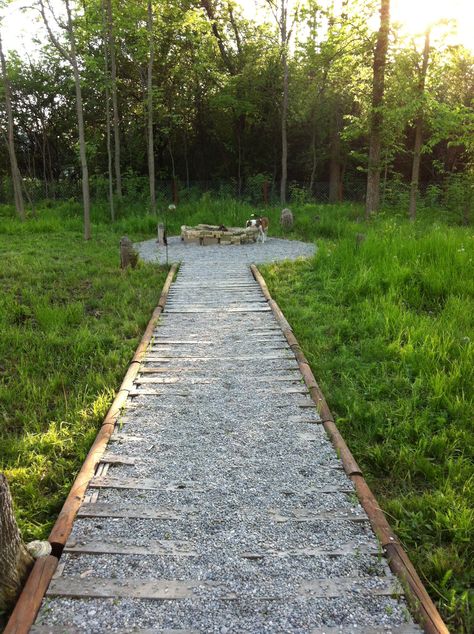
[0,204,168,541]
[261,208,473,633]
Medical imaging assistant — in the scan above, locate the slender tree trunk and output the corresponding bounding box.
[309,119,317,194]
[329,106,342,203]
[106,0,122,200]
[0,32,25,221]
[39,0,91,238]
[66,0,91,240]
[365,0,390,219]
[409,28,430,221]
[280,19,288,205]
[102,0,115,221]
[183,131,190,188]
[0,474,34,613]
[146,0,156,215]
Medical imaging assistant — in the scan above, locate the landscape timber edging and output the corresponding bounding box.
[4,263,178,634]
[250,263,450,634]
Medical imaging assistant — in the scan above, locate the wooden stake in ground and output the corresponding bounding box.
[0,30,26,221]
[0,474,34,614]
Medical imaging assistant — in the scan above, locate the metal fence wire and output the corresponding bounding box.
[0,176,469,212]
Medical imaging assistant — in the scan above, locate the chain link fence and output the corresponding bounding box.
[0,176,367,207]
[1,175,471,217]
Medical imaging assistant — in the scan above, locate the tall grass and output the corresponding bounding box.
[261,215,473,633]
[0,206,168,548]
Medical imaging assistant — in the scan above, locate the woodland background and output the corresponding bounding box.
[0,0,473,222]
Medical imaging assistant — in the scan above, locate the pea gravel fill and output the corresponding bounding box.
[34,239,421,633]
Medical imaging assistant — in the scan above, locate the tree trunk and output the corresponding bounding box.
[183,131,190,188]
[147,0,156,216]
[102,0,115,221]
[329,106,342,203]
[106,0,122,200]
[280,0,288,205]
[0,32,26,221]
[309,119,317,194]
[409,28,430,221]
[0,474,34,614]
[66,0,91,240]
[365,0,390,219]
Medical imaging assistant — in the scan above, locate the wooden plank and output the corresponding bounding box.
[64,538,197,556]
[30,624,199,634]
[89,477,205,492]
[99,454,136,465]
[129,389,190,397]
[309,623,423,634]
[285,415,322,424]
[241,542,381,557]
[299,577,403,598]
[46,577,198,600]
[135,376,181,384]
[77,503,190,519]
[268,508,368,523]
[145,355,293,361]
[165,308,271,313]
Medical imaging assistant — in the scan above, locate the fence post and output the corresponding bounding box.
[262,180,269,206]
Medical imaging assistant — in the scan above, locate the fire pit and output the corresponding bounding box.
[180,224,258,245]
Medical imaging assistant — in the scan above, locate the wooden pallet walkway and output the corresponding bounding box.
[26,260,424,633]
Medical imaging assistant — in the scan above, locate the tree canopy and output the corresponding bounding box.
[0,0,472,217]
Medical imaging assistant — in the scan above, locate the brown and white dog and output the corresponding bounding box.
[246,215,269,243]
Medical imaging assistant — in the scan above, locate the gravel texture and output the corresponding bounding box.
[135,236,316,266]
[34,247,421,632]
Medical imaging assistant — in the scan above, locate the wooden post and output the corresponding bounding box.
[263,180,269,205]
[0,474,34,614]
[157,223,166,246]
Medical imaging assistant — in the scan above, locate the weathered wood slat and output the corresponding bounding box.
[99,453,136,465]
[46,576,402,600]
[77,502,191,519]
[268,508,368,523]
[129,389,191,397]
[309,623,423,634]
[299,577,403,597]
[165,308,271,313]
[145,354,293,361]
[89,477,204,491]
[241,542,381,557]
[64,538,197,556]
[46,578,198,600]
[30,625,198,634]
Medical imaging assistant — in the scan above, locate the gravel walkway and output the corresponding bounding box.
[33,240,421,633]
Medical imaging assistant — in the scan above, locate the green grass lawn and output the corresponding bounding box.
[260,209,473,633]
[0,199,472,631]
[0,205,168,547]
